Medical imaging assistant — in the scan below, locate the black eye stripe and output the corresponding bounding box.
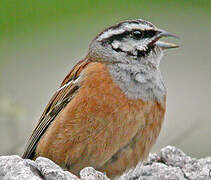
[101,29,157,46]
[144,30,157,38]
[101,31,130,44]
[132,30,157,39]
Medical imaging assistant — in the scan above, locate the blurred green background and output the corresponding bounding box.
[0,0,211,158]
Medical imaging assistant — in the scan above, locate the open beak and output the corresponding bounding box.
[154,30,179,50]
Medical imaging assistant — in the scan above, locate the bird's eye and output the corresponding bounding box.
[132,30,144,39]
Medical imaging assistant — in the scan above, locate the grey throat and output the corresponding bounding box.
[107,61,167,103]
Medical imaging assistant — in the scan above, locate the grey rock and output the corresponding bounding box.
[0,146,211,180]
[120,146,211,180]
[119,161,184,180]
[35,157,79,180]
[159,145,194,168]
[182,157,211,180]
[80,167,109,180]
[0,155,41,180]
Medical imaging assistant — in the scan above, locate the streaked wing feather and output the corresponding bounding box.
[22,60,90,159]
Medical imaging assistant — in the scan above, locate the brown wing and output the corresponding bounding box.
[22,59,90,159]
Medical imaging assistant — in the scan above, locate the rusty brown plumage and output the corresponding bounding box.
[23,61,165,179]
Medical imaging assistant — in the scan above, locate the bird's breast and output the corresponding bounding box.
[36,62,166,178]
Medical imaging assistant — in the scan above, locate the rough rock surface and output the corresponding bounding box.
[0,146,210,180]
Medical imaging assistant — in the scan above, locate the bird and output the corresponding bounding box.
[22,19,179,179]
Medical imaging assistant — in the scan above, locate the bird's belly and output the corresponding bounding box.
[96,99,165,179]
[60,93,156,176]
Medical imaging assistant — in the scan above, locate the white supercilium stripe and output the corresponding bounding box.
[97,23,156,41]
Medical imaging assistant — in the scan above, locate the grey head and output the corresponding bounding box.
[88,19,179,102]
[88,19,178,67]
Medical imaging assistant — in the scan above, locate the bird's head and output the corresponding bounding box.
[88,19,178,69]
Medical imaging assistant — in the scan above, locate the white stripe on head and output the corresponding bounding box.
[97,19,157,41]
